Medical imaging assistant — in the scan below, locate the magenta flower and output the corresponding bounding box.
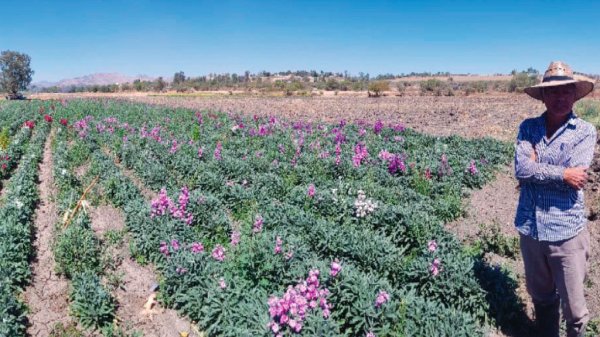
[230,231,241,246]
[253,215,264,233]
[330,259,342,277]
[374,290,390,308]
[190,242,204,254]
[307,184,316,198]
[214,141,222,161]
[212,245,226,261]
[430,258,442,276]
[427,240,438,252]
[159,241,169,257]
[170,239,180,251]
[274,236,283,254]
[468,160,478,175]
[373,120,384,135]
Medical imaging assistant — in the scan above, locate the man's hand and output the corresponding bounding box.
[563,167,588,190]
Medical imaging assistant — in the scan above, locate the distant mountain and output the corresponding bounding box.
[32,73,156,89]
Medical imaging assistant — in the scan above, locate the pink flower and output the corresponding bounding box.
[424,167,432,180]
[366,331,376,337]
[430,258,442,276]
[159,241,169,257]
[230,231,241,246]
[352,143,369,168]
[427,240,437,252]
[274,236,283,254]
[176,266,188,275]
[170,239,180,251]
[198,146,204,158]
[468,160,478,175]
[330,259,342,277]
[307,184,316,198]
[374,290,390,308]
[212,245,226,261]
[253,215,264,233]
[190,242,204,253]
[219,277,227,289]
[214,142,222,161]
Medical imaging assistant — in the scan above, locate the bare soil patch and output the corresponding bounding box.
[24,131,73,336]
[90,200,196,336]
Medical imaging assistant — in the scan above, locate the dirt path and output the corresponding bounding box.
[23,130,73,336]
[85,150,197,336]
[89,204,198,337]
[448,163,600,336]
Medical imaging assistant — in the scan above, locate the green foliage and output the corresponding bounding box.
[69,272,116,330]
[368,80,390,96]
[53,214,102,278]
[508,71,538,93]
[0,127,9,150]
[576,99,600,128]
[475,223,519,258]
[49,323,85,337]
[35,99,519,336]
[0,50,34,98]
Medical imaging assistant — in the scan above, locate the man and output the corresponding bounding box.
[515,61,596,337]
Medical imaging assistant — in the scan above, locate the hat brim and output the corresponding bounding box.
[524,76,595,101]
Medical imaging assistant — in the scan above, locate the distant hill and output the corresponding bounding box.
[32,73,156,89]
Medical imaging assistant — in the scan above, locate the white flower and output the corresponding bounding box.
[14,199,23,209]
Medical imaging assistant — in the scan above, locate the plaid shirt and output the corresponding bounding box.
[514,111,597,242]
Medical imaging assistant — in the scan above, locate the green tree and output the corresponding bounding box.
[154,77,166,92]
[0,50,34,99]
[173,71,186,85]
[368,80,390,97]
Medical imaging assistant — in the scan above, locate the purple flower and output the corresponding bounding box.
[214,142,222,161]
[307,184,316,198]
[230,231,241,246]
[274,236,283,254]
[374,290,390,308]
[190,242,204,254]
[468,160,478,175]
[159,241,169,257]
[431,258,442,276]
[428,240,437,252]
[374,120,384,135]
[330,259,342,277]
[253,215,264,233]
[212,245,226,261]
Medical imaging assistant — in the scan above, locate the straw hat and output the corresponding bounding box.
[524,61,595,101]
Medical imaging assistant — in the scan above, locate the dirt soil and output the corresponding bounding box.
[24,131,73,336]
[89,203,199,337]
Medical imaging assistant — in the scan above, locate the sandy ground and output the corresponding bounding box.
[24,130,73,336]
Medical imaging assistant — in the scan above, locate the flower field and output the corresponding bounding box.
[0,99,519,336]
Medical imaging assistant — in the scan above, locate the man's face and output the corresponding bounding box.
[542,84,577,117]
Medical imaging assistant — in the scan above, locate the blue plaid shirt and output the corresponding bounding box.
[514,111,597,242]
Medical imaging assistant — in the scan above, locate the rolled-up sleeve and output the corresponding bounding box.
[514,121,565,183]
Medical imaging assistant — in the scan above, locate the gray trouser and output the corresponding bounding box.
[520,228,590,337]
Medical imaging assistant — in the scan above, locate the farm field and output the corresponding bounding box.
[0,96,599,337]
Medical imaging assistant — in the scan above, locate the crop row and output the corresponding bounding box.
[0,109,50,336]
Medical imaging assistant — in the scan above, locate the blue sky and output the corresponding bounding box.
[1,0,598,82]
